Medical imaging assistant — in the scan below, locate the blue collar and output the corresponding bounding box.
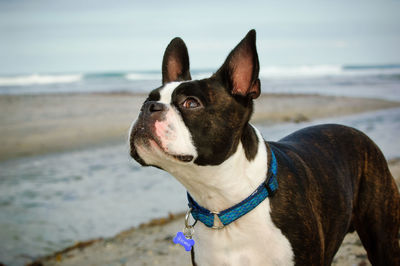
[187,147,278,229]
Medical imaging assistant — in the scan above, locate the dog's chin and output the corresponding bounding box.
[133,138,194,167]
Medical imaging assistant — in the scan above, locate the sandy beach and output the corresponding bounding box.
[1,92,399,266]
[0,93,399,161]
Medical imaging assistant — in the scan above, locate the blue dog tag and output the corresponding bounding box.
[173,231,195,251]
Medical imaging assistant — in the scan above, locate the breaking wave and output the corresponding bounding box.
[0,74,83,86]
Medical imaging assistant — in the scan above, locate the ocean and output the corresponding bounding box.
[1,64,400,265]
[1,64,400,100]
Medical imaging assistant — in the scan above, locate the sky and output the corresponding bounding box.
[0,0,399,74]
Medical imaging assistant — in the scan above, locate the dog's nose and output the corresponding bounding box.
[144,101,167,114]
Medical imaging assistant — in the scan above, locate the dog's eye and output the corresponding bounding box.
[182,97,201,109]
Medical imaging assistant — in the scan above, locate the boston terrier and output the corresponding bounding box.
[129,30,400,265]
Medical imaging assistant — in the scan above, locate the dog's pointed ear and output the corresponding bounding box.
[162,37,191,84]
[216,29,260,99]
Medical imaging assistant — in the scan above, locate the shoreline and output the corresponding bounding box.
[29,159,400,266]
[1,92,399,162]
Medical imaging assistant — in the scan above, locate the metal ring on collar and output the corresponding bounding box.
[185,208,197,228]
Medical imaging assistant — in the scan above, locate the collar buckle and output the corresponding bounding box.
[210,211,225,230]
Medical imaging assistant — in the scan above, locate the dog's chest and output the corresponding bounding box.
[192,201,294,266]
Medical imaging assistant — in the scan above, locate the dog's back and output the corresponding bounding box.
[268,124,400,265]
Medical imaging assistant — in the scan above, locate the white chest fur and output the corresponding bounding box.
[193,200,293,266]
[170,128,294,266]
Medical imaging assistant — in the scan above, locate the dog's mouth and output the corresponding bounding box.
[172,154,194,162]
[148,139,194,163]
[130,122,194,164]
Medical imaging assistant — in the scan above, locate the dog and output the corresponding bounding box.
[129,30,400,265]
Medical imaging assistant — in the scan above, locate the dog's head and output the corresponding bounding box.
[129,30,261,169]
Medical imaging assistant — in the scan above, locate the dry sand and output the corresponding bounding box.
[0,93,145,161]
[0,93,399,161]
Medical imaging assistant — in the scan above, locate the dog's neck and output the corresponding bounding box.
[165,126,268,212]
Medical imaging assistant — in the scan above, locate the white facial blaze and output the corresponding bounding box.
[154,104,197,157]
[135,81,197,165]
[159,81,181,104]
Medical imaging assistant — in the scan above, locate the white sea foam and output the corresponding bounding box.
[125,71,214,81]
[0,74,82,86]
[125,73,161,80]
[260,65,342,78]
[259,65,400,79]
